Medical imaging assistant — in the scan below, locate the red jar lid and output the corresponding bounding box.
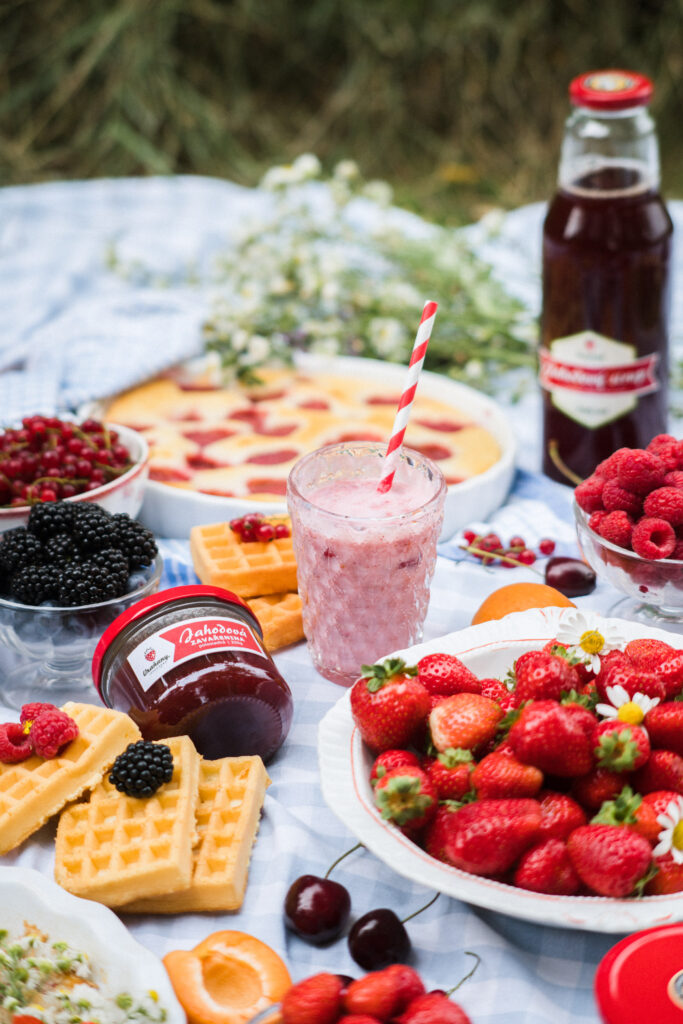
[91,585,261,695]
[570,70,653,110]
[595,924,683,1023]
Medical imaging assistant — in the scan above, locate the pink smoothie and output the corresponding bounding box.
[289,466,445,685]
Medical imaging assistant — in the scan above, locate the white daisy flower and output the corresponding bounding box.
[555,610,626,672]
[654,796,683,864]
[595,684,660,725]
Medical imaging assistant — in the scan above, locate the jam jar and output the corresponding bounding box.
[92,586,293,762]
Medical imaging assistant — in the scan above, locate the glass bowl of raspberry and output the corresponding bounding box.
[0,418,149,534]
[574,501,683,630]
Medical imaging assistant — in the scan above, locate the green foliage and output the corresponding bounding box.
[1,0,682,219]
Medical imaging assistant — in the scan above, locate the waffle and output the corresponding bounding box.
[54,735,200,907]
[190,519,297,598]
[247,592,303,650]
[0,703,141,857]
[122,755,269,914]
[106,367,502,499]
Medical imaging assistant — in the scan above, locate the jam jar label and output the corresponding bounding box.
[127,615,266,691]
[539,331,659,428]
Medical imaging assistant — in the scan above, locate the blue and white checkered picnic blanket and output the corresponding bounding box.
[1,176,682,1024]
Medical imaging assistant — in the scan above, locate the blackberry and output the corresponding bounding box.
[71,506,115,554]
[57,563,111,606]
[43,532,78,565]
[89,547,129,590]
[10,565,58,605]
[27,501,75,539]
[112,514,157,570]
[108,740,174,798]
[0,528,42,574]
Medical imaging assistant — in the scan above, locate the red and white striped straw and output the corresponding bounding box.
[377,300,438,494]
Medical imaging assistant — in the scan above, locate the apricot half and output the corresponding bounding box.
[164,930,291,1024]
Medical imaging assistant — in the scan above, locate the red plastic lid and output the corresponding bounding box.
[570,70,653,110]
[91,585,262,695]
[595,923,683,1023]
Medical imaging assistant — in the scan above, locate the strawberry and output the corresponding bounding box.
[479,677,517,711]
[370,749,421,787]
[645,702,683,756]
[624,638,676,673]
[423,798,541,876]
[658,652,683,699]
[338,1016,383,1024]
[593,720,650,772]
[537,790,587,840]
[513,838,581,895]
[566,824,653,897]
[646,854,683,894]
[374,766,437,830]
[594,650,632,699]
[633,749,683,794]
[417,653,482,696]
[343,965,424,1019]
[542,641,594,685]
[393,992,472,1024]
[422,748,474,800]
[424,803,461,863]
[572,767,626,811]
[429,693,503,753]
[513,650,580,702]
[632,790,681,844]
[350,658,429,753]
[597,660,663,702]
[281,973,344,1024]
[472,750,543,799]
[507,701,595,777]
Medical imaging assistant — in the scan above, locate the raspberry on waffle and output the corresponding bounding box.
[106,368,502,500]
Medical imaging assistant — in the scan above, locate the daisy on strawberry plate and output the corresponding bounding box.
[318,606,683,932]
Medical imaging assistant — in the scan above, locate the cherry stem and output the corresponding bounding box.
[401,890,440,924]
[324,842,364,879]
[447,951,482,994]
[547,440,584,487]
[460,543,544,576]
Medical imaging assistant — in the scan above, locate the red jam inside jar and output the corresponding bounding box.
[92,585,293,762]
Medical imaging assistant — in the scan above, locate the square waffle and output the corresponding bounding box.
[54,735,200,907]
[122,754,269,914]
[0,703,141,857]
[247,592,303,651]
[190,519,297,598]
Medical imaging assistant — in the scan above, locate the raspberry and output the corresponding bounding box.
[594,448,630,479]
[0,722,34,763]
[30,708,79,758]
[598,510,633,549]
[617,449,667,494]
[601,479,642,517]
[664,471,683,488]
[20,702,56,725]
[643,486,683,527]
[574,475,605,513]
[588,510,609,533]
[631,516,676,560]
[647,434,683,471]
[673,539,683,561]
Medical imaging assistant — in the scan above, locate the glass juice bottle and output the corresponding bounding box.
[541,70,673,483]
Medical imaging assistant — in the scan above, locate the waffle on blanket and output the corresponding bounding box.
[0,703,140,856]
[55,736,200,907]
[247,592,304,651]
[123,754,270,913]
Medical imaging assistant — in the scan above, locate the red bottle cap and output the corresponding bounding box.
[570,70,653,110]
[594,923,683,1023]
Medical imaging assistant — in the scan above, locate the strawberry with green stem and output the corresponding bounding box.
[593,720,650,772]
[566,824,654,897]
[350,658,429,753]
[373,765,437,831]
[422,748,474,800]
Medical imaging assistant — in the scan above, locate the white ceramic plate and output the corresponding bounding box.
[127,353,516,540]
[0,866,185,1021]
[318,607,683,932]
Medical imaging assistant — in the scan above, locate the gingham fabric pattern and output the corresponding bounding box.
[0,176,682,1023]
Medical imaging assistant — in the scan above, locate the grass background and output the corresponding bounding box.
[1,0,682,222]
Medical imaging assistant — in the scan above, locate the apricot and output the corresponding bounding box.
[164,930,291,1024]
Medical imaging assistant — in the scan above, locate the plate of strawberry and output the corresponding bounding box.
[318,606,683,931]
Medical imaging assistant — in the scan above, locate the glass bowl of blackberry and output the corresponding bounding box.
[0,501,163,708]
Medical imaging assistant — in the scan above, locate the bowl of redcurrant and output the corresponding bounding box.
[0,416,149,533]
[0,500,162,708]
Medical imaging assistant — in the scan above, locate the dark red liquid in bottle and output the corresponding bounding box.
[542,165,673,483]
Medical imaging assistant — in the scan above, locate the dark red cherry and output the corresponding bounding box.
[347,908,410,969]
[544,556,597,597]
[284,874,351,944]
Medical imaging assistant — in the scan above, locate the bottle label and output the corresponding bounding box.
[127,615,266,691]
[539,331,659,428]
